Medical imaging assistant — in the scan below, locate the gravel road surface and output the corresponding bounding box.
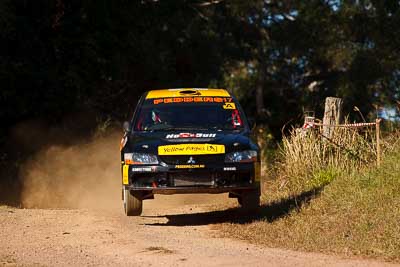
[0,194,397,267]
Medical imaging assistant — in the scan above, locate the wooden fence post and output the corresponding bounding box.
[376,118,381,167]
[323,97,343,138]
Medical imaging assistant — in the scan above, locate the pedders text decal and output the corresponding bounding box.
[166,133,216,139]
[153,97,232,105]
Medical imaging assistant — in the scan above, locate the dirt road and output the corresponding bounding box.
[0,194,397,267]
[1,131,397,266]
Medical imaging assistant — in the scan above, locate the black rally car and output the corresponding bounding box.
[120,88,261,216]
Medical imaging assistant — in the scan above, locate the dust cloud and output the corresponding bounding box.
[20,130,122,211]
[16,120,235,212]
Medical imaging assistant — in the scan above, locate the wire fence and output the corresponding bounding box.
[302,117,382,166]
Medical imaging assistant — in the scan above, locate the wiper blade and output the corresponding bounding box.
[171,127,209,131]
[150,126,209,131]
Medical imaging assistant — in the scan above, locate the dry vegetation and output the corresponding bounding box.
[278,126,383,193]
[215,126,400,262]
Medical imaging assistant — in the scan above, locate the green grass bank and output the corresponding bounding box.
[216,129,400,262]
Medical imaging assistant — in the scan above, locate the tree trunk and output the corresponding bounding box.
[256,68,265,117]
[323,97,343,139]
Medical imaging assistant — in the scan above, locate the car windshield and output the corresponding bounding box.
[134,97,247,131]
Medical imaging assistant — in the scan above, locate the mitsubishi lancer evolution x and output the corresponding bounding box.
[120,88,261,216]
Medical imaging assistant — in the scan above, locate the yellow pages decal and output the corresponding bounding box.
[158,144,225,155]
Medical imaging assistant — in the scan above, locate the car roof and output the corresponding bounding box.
[145,88,231,99]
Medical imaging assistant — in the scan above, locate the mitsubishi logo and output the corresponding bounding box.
[187,156,196,164]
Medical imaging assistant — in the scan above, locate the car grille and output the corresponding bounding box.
[159,155,224,165]
[131,171,252,188]
[171,172,213,187]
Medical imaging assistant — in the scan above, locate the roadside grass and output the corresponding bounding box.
[215,128,400,262]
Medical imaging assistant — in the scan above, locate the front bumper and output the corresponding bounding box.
[125,186,257,195]
[122,162,260,193]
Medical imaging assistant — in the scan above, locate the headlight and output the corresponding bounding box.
[124,153,158,165]
[225,150,257,163]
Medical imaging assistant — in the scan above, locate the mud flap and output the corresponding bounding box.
[131,190,154,201]
[228,192,241,199]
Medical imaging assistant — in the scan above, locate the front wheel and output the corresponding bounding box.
[123,187,142,216]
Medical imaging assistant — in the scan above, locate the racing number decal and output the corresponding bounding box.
[122,165,129,185]
[222,103,236,109]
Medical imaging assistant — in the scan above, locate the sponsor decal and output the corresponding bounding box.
[131,167,153,172]
[165,133,216,139]
[187,156,195,164]
[175,164,205,169]
[158,144,225,155]
[223,167,237,171]
[153,97,233,105]
[222,102,236,109]
[122,165,129,185]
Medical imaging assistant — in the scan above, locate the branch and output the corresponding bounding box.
[195,0,224,7]
[190,6,209,21]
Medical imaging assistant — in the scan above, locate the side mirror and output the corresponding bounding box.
[123,121,131,133]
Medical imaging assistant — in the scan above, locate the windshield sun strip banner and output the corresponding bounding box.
[146,89,230,99]
[152,97,233,105]
[158,144,225,155]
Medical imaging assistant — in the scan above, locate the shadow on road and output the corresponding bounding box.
[144,186,324,226]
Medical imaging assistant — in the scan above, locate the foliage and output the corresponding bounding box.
[1,1,400,139]
[308,167,339,189]
[221,1,400,136]
[0,0,241,128]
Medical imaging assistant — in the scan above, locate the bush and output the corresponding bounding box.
[277,126,383,193]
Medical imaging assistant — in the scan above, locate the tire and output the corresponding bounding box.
[238,189,260,212]
[123,187,142,216]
